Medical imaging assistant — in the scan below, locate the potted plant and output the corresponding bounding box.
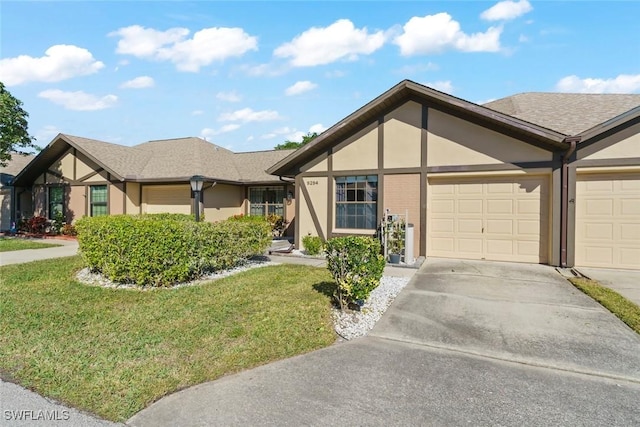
[387,220,405,264]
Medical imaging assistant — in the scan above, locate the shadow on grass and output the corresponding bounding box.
[313,281,336,299]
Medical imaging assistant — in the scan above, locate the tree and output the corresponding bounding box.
[1,82,36,166]
[275,132,318,150]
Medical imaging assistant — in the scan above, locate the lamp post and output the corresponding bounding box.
[190,175,204,222]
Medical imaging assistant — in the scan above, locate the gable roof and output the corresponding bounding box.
[268,80,572,177]
[484,93,640,136]
[13,134,293,186]
[0,153,35,186]
[268,80,640,177]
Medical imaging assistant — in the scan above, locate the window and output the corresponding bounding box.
[249,187,284,217]
[90,185,108,216]
[48,187,64,220]
[335,175,378,229]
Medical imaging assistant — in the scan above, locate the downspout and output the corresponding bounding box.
[560,136,580,268]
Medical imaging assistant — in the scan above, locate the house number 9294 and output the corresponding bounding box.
[306,180,319,186]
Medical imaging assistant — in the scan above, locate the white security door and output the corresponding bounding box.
[575,173,640,270]
[427,175,549,263]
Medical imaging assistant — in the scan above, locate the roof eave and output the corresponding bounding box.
[575,106,640,142]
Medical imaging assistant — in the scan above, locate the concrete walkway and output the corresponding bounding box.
[575,267,640,306]
[0,238,79,266]
[128,258,640,426]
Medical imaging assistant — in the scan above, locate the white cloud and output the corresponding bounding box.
[34,125,62,145]
[216,91,242,102]
[110,25,258,72]
[555,74,640,93]
[395,62,439,75]
[0,45,104,86]
[394,13,502,56]
[200,124,240,139]
[120,75,155,89]
[309,123,327,134]
[285,80,318,96]
[191,110,204,116]
[274,19,386,67]
[218,108,282,122]
[481,0,533,21]
[518,34,530,43]
[246,135,255,142]
[38,89,118,111]
[325,70,346,78]
[425,80,454,94]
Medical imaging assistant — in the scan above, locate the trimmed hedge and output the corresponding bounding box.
[75,214,271,287]
[325,236,385,310]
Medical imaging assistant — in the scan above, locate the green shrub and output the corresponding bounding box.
[61,224,77,236]
[75,214,271,287]
[324,236,385,310]
[302,235,323,256]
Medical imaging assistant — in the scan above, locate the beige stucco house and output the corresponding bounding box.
[268,80,640,270]
[0,153,35,231]
[8,135,295,232]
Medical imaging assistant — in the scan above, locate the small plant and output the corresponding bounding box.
[266,214,288,237]
[325,236,385,310]
[302,234,323,256]
[51,211,65,235]
[387,219,405,255]
[61,223,77,236]
[24,216,48,234]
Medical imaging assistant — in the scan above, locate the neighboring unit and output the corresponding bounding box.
[0,153,35,231]
[6,135,295,234]
[268,80,640,270]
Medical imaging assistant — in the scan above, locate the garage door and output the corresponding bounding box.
[427,175,549,263]
[575,173,640,270]
[143,185,192,214]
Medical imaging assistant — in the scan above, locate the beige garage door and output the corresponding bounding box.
[143,185,192,214]
[575,173,640,270]
[427,175,549,263]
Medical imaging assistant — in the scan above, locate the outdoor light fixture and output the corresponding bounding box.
[190,175,204,222]
[287,191,294,203]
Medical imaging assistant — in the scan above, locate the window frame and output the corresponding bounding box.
[334,175,378,230]
[48,186,65,220]
[89,185,108,217]
[248,186,286,218]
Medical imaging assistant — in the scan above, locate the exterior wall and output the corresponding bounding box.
[75,152,100,179]
[126,182,141,214]
[203,183,244,222]
[110,183,125,215]
[332,122,378,171]
[297,177,328,248]
[0,187,10,230]
[427,109,552,166]
[383,174,421,256]
[68,186,86,222]
[577,122,640,161]
[383,101,422,169]
[33,185,46,217]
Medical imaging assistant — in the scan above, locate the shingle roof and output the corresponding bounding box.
[0,153,35,177]
[484,93,640,136]
[233,149,296,182]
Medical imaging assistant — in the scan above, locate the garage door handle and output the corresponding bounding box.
[482,227,484,233]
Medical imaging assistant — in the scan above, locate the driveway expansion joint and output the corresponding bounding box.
[368,334,640,385]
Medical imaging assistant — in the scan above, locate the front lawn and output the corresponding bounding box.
[570,277,640,334]
[0,256,336,421]
[0,237,62,252]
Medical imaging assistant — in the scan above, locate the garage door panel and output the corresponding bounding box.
[427,175,549,263]
[576,173,640,270]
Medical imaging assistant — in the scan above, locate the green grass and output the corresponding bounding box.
[0,237,62,252]
[570,278,640,334]
[0,257,337,421]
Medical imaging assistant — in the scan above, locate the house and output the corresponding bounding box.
[268,80,640,270]
[0,153,35,231]
[9,135,295,233]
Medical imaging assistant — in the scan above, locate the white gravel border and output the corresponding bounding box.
[76,258,278,290]
[332,276,410,340]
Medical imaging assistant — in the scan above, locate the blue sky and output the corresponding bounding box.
[1,1,639,152]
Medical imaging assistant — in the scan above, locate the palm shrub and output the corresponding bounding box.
[75,214,271,287]
[325,236,385,310]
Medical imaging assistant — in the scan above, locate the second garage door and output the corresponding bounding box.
[427,175,550,263]
[143,185,192,214]
[575,172,640,270]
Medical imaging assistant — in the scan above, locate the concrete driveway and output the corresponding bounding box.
[129,258,640,427]
[575,267,640,307]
